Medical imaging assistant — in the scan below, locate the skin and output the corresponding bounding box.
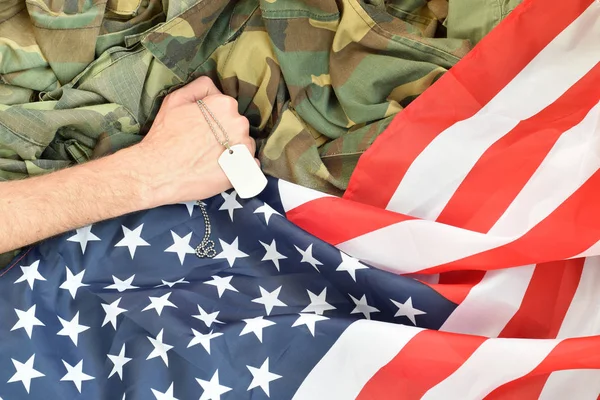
[0,76,257,254]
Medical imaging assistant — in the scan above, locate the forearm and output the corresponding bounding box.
[0,146,153,254]
[0,76,254,255]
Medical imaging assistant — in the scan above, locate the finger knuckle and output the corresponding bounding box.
[244,136,255,146]
[163,92,176,103]
[196,76,213,85]
[237,115,250,130]
[225,96,238,110]
[166,89,184,102]
[211,94,231,109]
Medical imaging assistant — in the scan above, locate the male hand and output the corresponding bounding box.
[134,76,257,207]
[0,76,257,255]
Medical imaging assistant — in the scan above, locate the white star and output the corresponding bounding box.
[188,329,223,354]
[239,316,276,343]
[101,298,127,330]
[60,359,94,393]
[14,260,46,290]
[152,382,179,400]
[391,297,427,325]
[260,240,287,271]
[57,311,90,346]
[67,225,101,253]
[295,244,323,271]
[301,288,336,315]
[179,200,199,216]
[204,275,238,298]
[59,266,89,299]
[11,305,44,338]
[164,231,195,265]
[196,370,232,400]
[142,292,178,316]
[292,313,329,336]
[104,275,138,292]
[156,277,189,288]
[247,358,282,397]
[251,286,287,316]
[214,237,248,267]
[192,305,224,328]
[349,294,379,320]
[219,191,243,221]
[147,329,173,366]
[337,252,368,281]
[254,203,281,224]
[8,354,44,393]
[107,344,132,380]
[115,224,150,259]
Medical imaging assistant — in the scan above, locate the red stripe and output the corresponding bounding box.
[436,64,600,233]
[484,375,550,400]
[344,0,595,209]
[484,336,600,399]
[499,259,585,339]
[424,64,600,304]
[423,271,485,305]
[286,197,414,246]
[416,60,600,305]
[356,330,486,400]
[423,170,600,274]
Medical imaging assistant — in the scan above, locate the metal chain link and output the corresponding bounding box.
[196,99,232,152]
[195,201,216,258]
[193,100,227,259]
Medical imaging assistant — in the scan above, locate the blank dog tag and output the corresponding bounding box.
[218,144,267,199]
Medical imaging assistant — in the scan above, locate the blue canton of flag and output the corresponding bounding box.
[0,178,456,399]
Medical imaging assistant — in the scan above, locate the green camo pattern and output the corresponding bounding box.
[0,0,477,191]
[0,0,520,266]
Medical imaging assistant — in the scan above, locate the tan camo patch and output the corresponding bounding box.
[216,30,279,128]
[387,66,445,102]
[262,109,306,160]
[311,74,331,87]
[332,0,374,53]
[308,18,339,32]
[163,17,196,38]
[107,0,142,14]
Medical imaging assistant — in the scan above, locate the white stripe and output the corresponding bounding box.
[539,370,600,400]
[489,102,600,236]
[439,265,535,337]
[337,219,511,274]
[278,179,332,212]
[422,338,560,400]
[409,273,440,285]
[292,320,422,400]
[386,2,600,220]
[557,257,600,338]
[538,256,600,400]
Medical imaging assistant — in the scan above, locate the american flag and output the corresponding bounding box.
[2,0,600,398]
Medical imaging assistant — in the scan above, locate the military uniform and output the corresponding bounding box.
[0,0,472,189]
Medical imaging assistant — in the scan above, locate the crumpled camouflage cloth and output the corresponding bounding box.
[445,0,522,45]
[0,0,478,266]
[0,0,471,194]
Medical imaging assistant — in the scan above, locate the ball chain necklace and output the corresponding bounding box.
[195,200,216,258]
[193,99,268,259]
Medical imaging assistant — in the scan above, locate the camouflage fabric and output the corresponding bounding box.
[445,0,523,45]
[0,0,471,192]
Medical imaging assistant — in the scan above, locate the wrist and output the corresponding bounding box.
[118,143,176,210]
[97,145,155,212]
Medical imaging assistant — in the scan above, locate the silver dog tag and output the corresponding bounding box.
[218,144,267,199]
